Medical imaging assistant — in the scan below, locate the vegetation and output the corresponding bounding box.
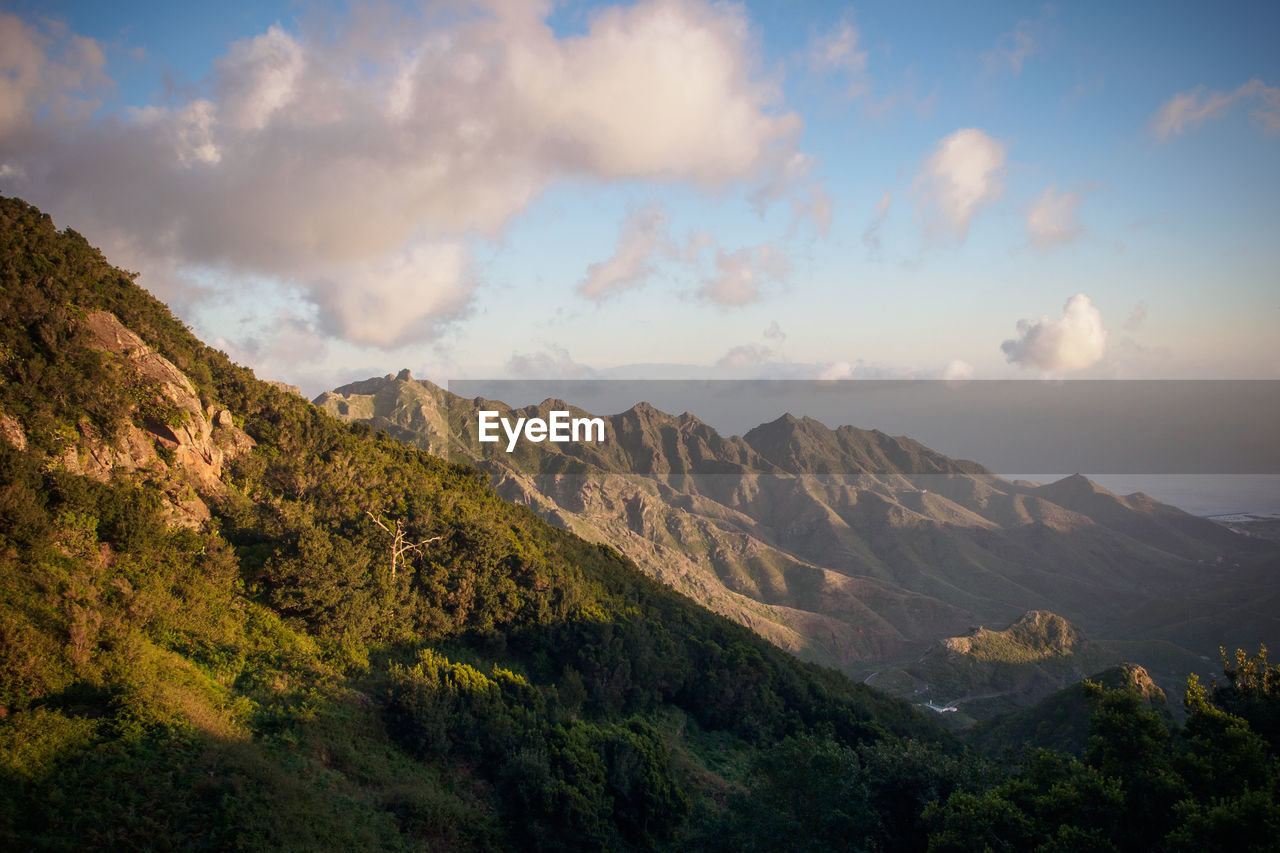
[0,196,1276,849]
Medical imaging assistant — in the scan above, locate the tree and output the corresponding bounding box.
[366,510,441,582]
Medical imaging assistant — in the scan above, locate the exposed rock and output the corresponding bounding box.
[83,310,197,398]
[266,380,304,397]
[75,419,161,481]
[70,310,257,526]
[0,410,26,451]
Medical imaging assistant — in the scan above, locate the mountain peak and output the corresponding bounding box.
[625,400,669,421]
[942,609,1090,662]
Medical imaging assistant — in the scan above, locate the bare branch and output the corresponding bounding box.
[365,510,392,534]
[367,512,441,581]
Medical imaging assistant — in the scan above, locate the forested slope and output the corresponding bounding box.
[0,196,944,848]
[1,196,1277,851]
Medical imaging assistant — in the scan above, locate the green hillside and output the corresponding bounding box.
[1,196,1277,850]
[0,196,954,848]
[968,663,1173,757]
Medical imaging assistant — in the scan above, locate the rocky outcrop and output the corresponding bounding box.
[0,409,26,451]
[892,611,1114,720]
[68,311,256,526]
[266,380,304,398]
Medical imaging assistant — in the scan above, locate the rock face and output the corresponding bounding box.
[890,610,1112,719]
[0,409,26,451]
[266,380,304,397]
[65,311,256,525]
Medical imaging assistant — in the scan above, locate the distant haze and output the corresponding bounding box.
[450,380,1280,515]
[448,380,1280,474]
[1065,475,1280,518]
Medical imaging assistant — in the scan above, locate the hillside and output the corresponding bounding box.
[0,196,954,849]
[867,611,1115,723]
[316,372,1279,710]
[968,662,1172,757]
[3,196,1279,850]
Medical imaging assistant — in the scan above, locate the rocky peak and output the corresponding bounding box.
[266,380,303,397]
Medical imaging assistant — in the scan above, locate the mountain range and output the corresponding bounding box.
[317,372,1280,711]
[4,195,1278,849]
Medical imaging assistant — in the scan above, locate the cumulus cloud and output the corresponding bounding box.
[578,205,670,300]
[1001,293,1108,372]
[941,359,974,380]
[808,19,868,98]
[698,244,788,306]
[309,243,475,347]
[0,14,109,139]
[916,128,1006,240]
[215,25,305,133]
[1153,78,1280,139]
[1,1,805,348]
[1026,184,1083,249]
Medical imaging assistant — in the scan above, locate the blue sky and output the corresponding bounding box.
[2,0,1277,394]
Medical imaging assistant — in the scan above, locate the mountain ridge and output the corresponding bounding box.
[316,371,1278,712]
[0,193,954,849]
[5,195,1278,850]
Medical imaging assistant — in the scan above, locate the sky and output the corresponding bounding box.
[1,0,1278,396]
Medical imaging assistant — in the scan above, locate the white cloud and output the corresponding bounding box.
[813,358,972,381]
[814,360,911,380]
[215,25,305,132]
[716,343,773,369]
[698,244,788,306]
[578,205,670,300]
[808,20,868,97]
[1,1,805,348]
[506,345,597,378]
[916,128,1006,240]
[763,320,785,340]
[1153,78,1280,139]
[524,0,800,181]
[309,243,474,347]
[0,14,109,139]
[214,312,330,393]
[1026,184,1083,249]
[1001,293,1108,372]
[941,359,974,380]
